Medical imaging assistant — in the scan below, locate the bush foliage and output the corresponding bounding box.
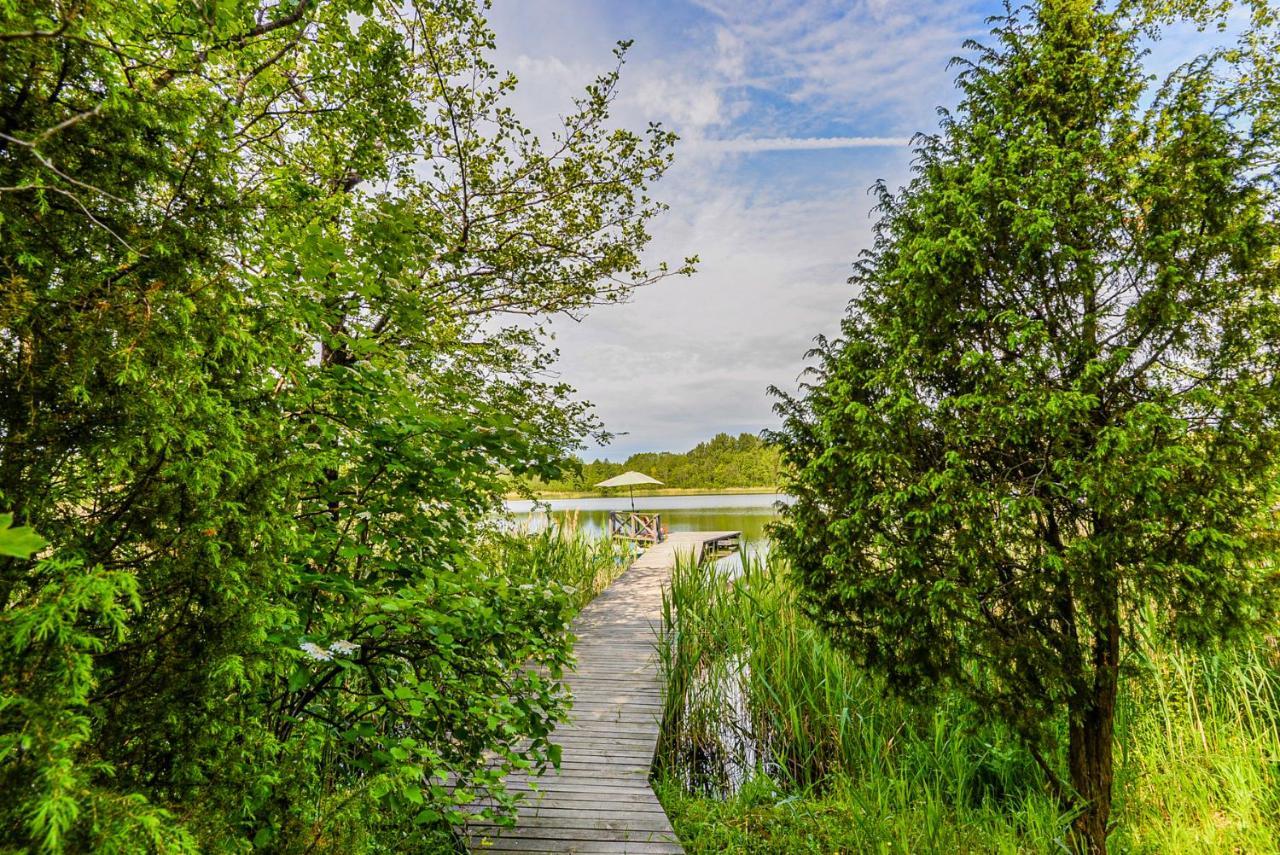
[0,1,687,851]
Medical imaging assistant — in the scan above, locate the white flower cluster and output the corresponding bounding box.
[299,642,331,661]
[299,639,360,661]
[329,639,359,655]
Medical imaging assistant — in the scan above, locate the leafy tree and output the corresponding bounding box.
[1,1,688,851]
[771,2,1280,852]
[525,433,783,493]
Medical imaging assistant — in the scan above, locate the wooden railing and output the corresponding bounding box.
[607,511,663,543]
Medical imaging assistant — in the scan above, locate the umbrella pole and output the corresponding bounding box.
[629,485,635,511]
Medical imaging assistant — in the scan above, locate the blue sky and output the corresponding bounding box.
[485,0,1232,459]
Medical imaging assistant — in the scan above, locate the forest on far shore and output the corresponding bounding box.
[521,433,782,494]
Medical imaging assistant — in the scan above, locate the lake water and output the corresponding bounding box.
[504,492,791,544]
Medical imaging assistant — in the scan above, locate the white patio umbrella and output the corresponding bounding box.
[595,470,663,510]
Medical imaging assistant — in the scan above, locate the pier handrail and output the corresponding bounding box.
[607,511,663,543]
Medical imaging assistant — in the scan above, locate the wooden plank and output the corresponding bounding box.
[484,791,665,806]
[474,809,676,826]
[473,841,683,855]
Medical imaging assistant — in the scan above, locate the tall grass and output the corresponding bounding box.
[656,548,1280,853]
[482,520,629,617]
[1113,619,1280,852]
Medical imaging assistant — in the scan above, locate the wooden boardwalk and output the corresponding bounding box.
[466,532,739,854]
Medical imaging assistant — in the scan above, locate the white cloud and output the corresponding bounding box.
[479,2,979,458]
[540,143,908,456]
[626,72,729,134]
[692,135,910,152]
[713,26,747,79]
[503,42,738,154]
[688,0,985,132]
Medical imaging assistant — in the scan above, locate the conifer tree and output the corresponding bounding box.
[772,2,1280,851]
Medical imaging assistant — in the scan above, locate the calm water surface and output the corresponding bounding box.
[504,492,791,544]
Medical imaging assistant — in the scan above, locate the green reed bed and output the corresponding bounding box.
[481,521,630,617]
[655,549,1280,853]
[1113,621,1280,853]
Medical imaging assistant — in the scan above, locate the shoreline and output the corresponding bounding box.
[504,486,781,501]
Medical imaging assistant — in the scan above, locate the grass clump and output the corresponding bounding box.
[656,549,1280,853]
[481,523,630,618]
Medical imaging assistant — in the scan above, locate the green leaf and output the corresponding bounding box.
[287,666,309,693]
[0,513,47,558]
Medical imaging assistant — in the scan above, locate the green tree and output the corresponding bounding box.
[525,433,782,493]
[771,2,1280,852]
[1,1,688,851]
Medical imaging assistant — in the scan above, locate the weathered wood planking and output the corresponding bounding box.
[465,532,739,855]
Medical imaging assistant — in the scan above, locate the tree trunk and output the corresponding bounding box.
[1067,615,1120,854]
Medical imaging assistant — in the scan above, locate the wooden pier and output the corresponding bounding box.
[466,531,740,854]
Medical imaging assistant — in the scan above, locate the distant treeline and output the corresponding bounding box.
[529,433,782,493]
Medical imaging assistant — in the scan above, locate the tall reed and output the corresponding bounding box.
[656,548,1280,853]
[1110,614,1280,852]
[482,523,628,617]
